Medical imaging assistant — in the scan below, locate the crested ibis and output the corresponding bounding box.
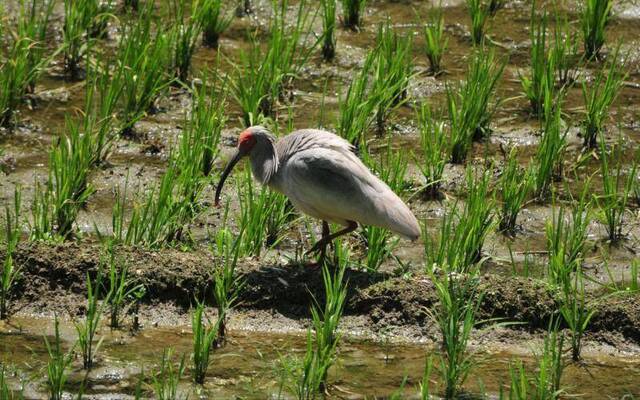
[215,126,420,257]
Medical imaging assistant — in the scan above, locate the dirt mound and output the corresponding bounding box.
[6,242,640,342]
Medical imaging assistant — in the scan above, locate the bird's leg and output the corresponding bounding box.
[307,221,358,257]
[318,221,331,261]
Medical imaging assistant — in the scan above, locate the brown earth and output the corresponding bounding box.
[6,241,640,345]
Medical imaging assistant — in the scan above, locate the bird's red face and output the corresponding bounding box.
[238,129,257,154]
[215,128,258,207]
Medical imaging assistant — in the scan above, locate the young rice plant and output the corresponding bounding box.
[1,188,21,320]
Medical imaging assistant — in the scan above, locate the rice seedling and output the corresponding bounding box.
[545,190,591,288]
[420,356,434,399]
[81,66,124,165]
[103,244,144,329]
[172,108,223,230]
[427,265,483,399]
[167,0,203,83]
[0,0,56,127]
[546,208,575,287]
[30,180,55,242]
[63,0,102,79]
[120,96,222,247]
[424,167,495,272]
[341,0,366,30]
[580,0,612,59]
[211,228,244,345]
[188,78,226,177]
[371,20,413,133]
[48,119,95,236]
[0,366,10,399]
[120,165,182,247]
[278,330,323,397]
[466,0,489,45]
[533,323,565,399]
[626,260,639,292]
[634,172,640,209]
[359,224,397,273]
[266,195,294,249]
[0,41,33,127]
[447,48,504,163]
[601,256,640,296]
[196,0,233,48]
[504,322,565,399]
[0,364,24,399]
[336,49,378,145]
[191,301,222,384]
[310,262,347,391]
[110,176,128,244]
[75,272,110,370]
[230,0,318,126]
[115,2,173,136]
[30,117,96,241]
[520,5,555,116]
[595,136,636,243]
[498,149,534,233]
[552,12,581,87]
[581,50,626,148]
[229,38,278,127]
[320,0,337,60]
[276,254,348,396]
[458,167,495,267]
[534,89,567,200]
[152,348,187,400]
[122,181,185,247]
[236,170,292,257]
[423,209,460,274]
[44,316,74,400]
[559,268,595,361]
[416,103,448,199]
[423,3,448,75]
[16,0,55,93]
[504,360,529,399]
[1,188,21,320]
[269,0,320,88]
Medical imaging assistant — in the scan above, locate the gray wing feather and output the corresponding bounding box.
[280,146,420,240]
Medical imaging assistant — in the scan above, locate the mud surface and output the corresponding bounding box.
[2,242,640,398]
[6,241,640,347]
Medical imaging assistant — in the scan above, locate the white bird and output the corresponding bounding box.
[215,126,420,257]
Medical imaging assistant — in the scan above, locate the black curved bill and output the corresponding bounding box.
[215,149,243,206]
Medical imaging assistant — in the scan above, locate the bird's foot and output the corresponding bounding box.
[305,241,329,268]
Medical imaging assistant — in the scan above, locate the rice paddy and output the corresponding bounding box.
[1,0,640,399]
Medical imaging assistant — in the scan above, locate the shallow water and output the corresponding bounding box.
[1,316,640,399]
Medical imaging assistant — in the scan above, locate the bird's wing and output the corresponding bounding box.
[276,129,356,163]
[282,147,420,240]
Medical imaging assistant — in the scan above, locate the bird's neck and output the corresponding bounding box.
[250,137,279,185]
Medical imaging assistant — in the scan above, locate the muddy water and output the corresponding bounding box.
[1,316,639,399]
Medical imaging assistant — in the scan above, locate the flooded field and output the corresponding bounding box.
[1,0,640,398]
[2,316,640,399]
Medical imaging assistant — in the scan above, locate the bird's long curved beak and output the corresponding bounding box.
[215,148,244,207]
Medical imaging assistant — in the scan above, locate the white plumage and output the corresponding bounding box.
[215,126,421,255]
